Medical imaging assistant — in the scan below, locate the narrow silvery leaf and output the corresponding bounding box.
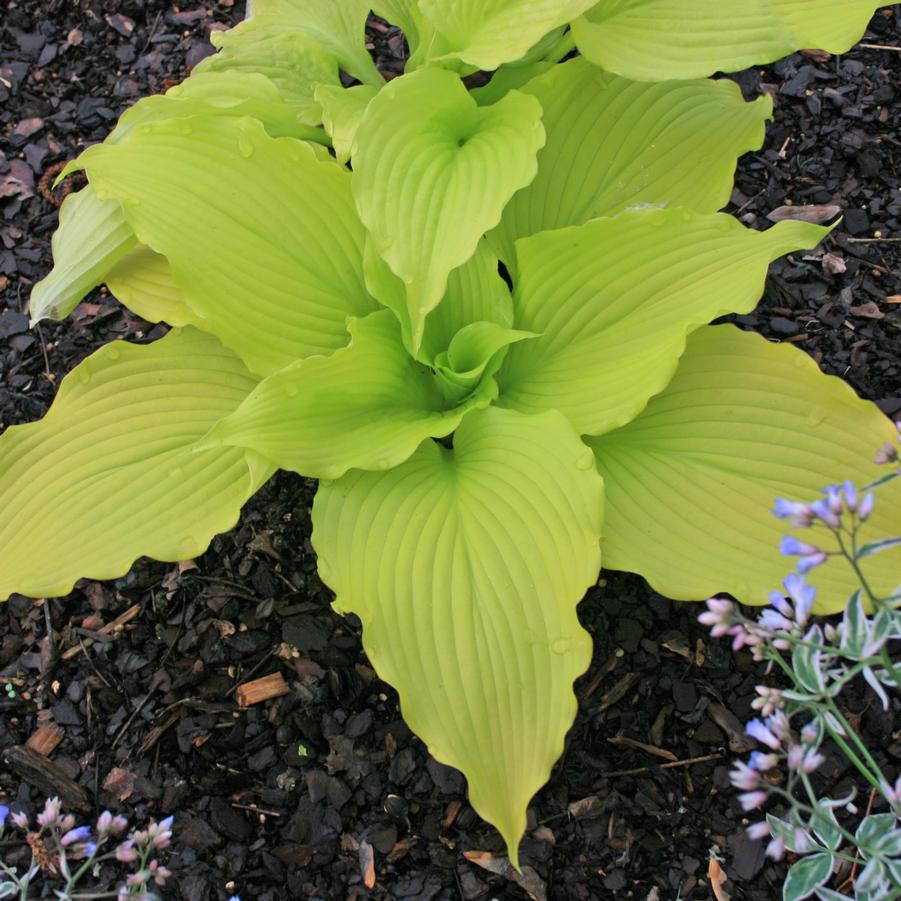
[857,537,901,560]
[840,590,866,657]
[811,803,842,852]
[782,854,833,901]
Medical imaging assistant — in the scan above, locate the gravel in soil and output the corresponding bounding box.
[1,3,900,899]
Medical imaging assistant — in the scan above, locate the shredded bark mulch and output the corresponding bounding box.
[1,3,900,899]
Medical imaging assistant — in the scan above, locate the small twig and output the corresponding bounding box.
[35,323,53,380]
[858,43,901,52]
[847,237,901,244]
[231,803,281,817]
[603,751,724,778]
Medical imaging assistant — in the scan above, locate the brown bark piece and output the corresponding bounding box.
[2,745,91,812]
[235,672,290,707]
[25,723,65,757]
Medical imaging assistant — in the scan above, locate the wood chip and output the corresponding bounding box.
[708,703,756,753]
[61,603,141,659]
[598,672,639,711]
[441,799,463,829]
[886,295,901,304]
[235,672,290,707]
[26,723,64,756]
[567,794,604,818]
[849,301,884,319]
[2,745,91,812]
[102,766,137,801]
[766,203,842,224]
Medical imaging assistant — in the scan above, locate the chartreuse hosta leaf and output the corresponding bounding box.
[29,184,136,324]
[315,83,379,166]
[105,247,204,329]
[0,328,272,600]
[198,310,495,478]
[31,69,327,327]
[418,0,598,71]
[587,325,901,611]
[226,0,383,86]
[497,208,827,436]
[488,58,772,266]
[312,406,603,866]
[352,67,545,351]
[572,0,884,81]
[77,115,378,376]
[195,30,341,127]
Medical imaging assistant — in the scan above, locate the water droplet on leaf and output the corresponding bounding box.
[237,133,254,158]
[805,408,826,428]
[284,383,298,398]
[552,638,571,655]
[77,368,91,384]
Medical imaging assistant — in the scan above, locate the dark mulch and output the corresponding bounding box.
[1,3,900,899]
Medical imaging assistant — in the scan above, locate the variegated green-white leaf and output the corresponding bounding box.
[572,0,884,81]
[419,0,598,70]
[0,328,272,600]
[227,0,383,86]
[352,67,544,351]
[586,325,901,610]
[29,184,136,324]
[77,115,379,376]
[198,310,493,479]
[106,246,204,329]
[783,853,833,901]
[497,209,827,436]
[487,57,772,266]
[312,406,603,866]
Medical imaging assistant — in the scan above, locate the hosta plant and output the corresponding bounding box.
[3,0,898,865]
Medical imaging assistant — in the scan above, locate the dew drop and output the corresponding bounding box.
[284,383,298,398]
[793,355,806,369]
[805,408,826,428]
[237,132,254,159]
[576,450,596,471]
[77,367,91,384]
[107,346,121,361]
[552,638,571,655]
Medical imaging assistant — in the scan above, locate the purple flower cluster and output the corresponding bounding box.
[729,714,827,860]
[699,573,818,661]
[0,797,174,900]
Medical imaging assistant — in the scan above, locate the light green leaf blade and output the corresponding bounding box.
[29,184,137,323]
[106,246,205,328]
[109,70,326,144]
[0,328,272,601]
[228,0,383,86]
[78,115,378,376]
[586,324,901,611]
[419,0,598,70]
[312,406,603,865]
[487,57,772,266]
[572,0,884,81]
[315,83,379,166]
[497,209,827,437]
[195,30,341,127]
[353,67,545,351]
[199,310,491,479]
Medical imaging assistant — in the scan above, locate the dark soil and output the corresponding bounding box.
[1,3,900,899]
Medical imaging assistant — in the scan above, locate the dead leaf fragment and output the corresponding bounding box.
[708,855,732,901]
[464,851,547,901]
[102,766,137,801]
[568,795,604,818]
[822,252,847,275]
[849,302,884,320]
[766,204,842,224]
[359,839,376,889]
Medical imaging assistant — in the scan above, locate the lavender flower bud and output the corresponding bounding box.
[779,536,821,558]
[746,718,781,750]
[874,443,899,465]
[61,825,92,847]
[793,827,811,853]
[751,687,784,717]
[747,821,770,840]
[97,811,129,837]
[149,859,173,887]
[127,870,150,888]
[810,499,841,528]
[729,761,761,791]
[784,575,816,626]
[116,840,138,862]
[765,835,786,860]
[801,750,825,774]
[37,797,61,828]
[738,791,768,812]
[858,492,875,521]
[796,552,828,574]
[824,485,843,516]
[759,609,794,632]
[842,481,858,512]
[749,751,779,771]
[787,745,805,770]
[773,499,816,528]
[10,810,29,830]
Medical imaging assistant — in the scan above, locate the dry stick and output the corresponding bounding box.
[603,751,724,779]
[847,237,901,243]
[858,43,901,52]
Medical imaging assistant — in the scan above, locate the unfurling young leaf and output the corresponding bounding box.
[5,0,899,870]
